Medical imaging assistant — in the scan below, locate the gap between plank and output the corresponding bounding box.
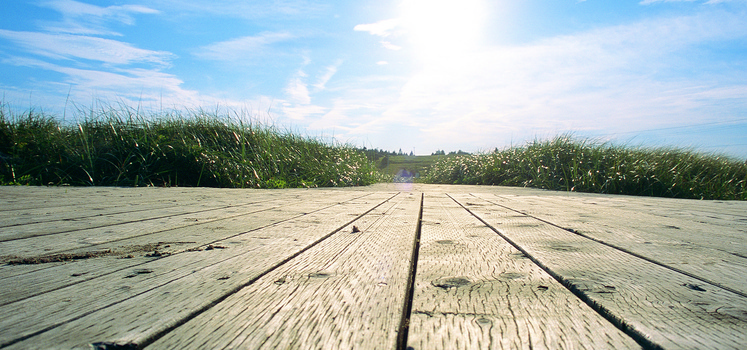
[473,194,747,299]
[396,193,423,350]
[134,192,402,350]
[0,201,281,243]
[0,192,396,349]
[447,193,663,350]
[0,192,376,277]
[0,192,380,307]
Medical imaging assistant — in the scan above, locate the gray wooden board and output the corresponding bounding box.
[0,189,375,279]
[0,187,387,290]
[0,187,214,211]
[0,188,292,228]
[486,193,747,245]
[0,201,179,228]
[0,193,287,241]
[1,191,398,349]
[148,192,422,350]
[407,193,640,350]
[2,184,747,350]
[0,190,368,258]
[471,192,747,296]
[0,191,387,305]
[449,193,747,349]
[0,187,147,211]
[0,186,324,213]
[0,186,283,224]
[0,193,356,305]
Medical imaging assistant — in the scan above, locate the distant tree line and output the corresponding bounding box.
[356,147,469,164]
[431,150,470,156]
[358,147,398,160]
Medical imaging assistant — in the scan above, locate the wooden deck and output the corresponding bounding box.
[1,184,746,349]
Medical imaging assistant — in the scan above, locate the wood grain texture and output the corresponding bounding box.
[0,190,379,302]
[0,190,367,257]
[407,193,640,350]
[148,192,422,350]
[471,192,747,296]
[2,184,746,350]
[0,188,284,228]
[1,191,397,348]
[0,193,295,242]
[450,193,747,349]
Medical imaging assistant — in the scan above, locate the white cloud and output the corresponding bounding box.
[0,29,173,66]
[40,0,158,20]
[640,0,697,4]
[309,104,354,131]
[337,10,747,153]
[313,61,342,91]
[353,19,402,37]
[285,73,311,105]
[640,0,745,3]
[38,0,159,35]
[380,41,402,50]
[280,68,335,120]
[282,104,327,121]
[147,0,327,19]
[2,55,208,109]
[354,18,405,50]
[195,32,294,61]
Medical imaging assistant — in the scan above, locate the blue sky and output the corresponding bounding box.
[1,0,746,158]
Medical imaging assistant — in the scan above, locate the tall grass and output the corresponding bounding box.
[423,135,747,200]
[0,104,382,188]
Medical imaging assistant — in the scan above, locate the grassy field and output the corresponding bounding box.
[422,136,747,200]
[2,104,745,200]
[376,154,447,180]
[0,105,382,188]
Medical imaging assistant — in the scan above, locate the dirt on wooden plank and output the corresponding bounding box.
[1,241,196,265]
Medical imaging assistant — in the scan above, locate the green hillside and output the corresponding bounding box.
[376,154,446,181]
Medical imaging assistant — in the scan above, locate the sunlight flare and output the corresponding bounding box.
[400,0,487,60]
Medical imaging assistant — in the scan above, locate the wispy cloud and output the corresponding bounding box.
[0,1,194,111]
[285,70,311,105]
[312,61,342,91]
[640,0,743,4]
[332,9,747,152]
[354,19,404,50]
[353,19,402,37]
[2,55,202,108]
[640,0,698,4]
[146,0,327,19]
[0,30,173,66]
[280,60,346,121]
[195,32,295,61]
[37,0,158,36]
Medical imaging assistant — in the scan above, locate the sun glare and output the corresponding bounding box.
[400,0,487,59]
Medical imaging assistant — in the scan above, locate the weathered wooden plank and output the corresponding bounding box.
[1,191,398,349]
[0,187,195,211]
[0,194,288,241]
[0,191,388,305]
[489,192,747,234]
[0,189,379,281]
[407,193,639,350]
[471,192,747,296]
[0,190,286,228]
[450,193,747,349]
[147,192,422,350]
[0,186,323,213]
[0,190,367,258]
